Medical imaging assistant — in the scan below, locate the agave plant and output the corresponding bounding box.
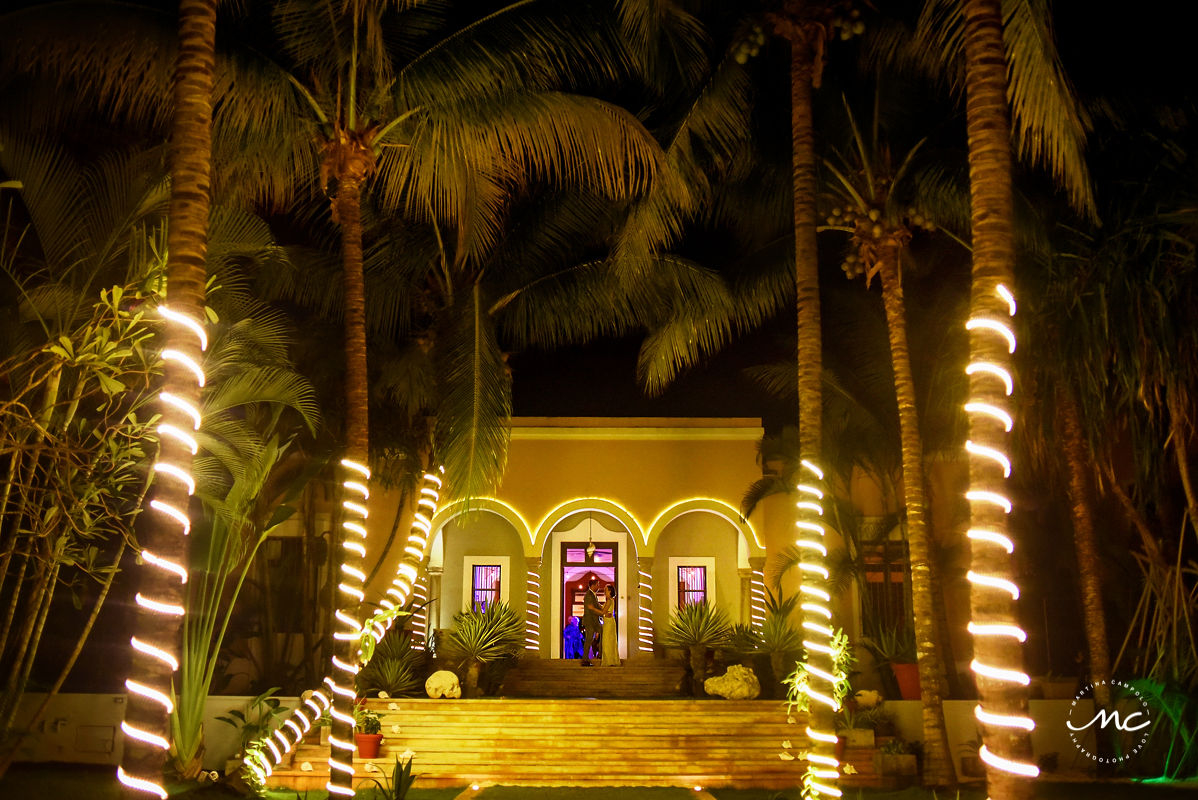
[356,632,425,698]
[442,601,524,697]
[759,592,805,688]
[660,601,732,695]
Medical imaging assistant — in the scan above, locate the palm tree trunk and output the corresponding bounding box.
[790,37,822,461]
[121,0,215,794]
[329,163,371,796]
[876,249,955,787]
[962,1,1035,797]
[1057,387,1112,708]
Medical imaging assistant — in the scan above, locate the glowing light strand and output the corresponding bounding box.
[118,304,207,799]
[639,566,655,652]
[795,459,840,796]
[965,283,1038,781]
[326,457,370,795]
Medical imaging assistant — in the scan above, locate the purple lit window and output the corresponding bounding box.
[677,566,707,607]
[471,564,501,610]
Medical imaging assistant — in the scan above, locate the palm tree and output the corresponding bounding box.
[119,0,217,792]
[959,1,1037,796]
[819,97,966,787]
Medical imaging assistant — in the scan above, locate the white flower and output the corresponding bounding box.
[787,716,797,724]
[299,762,313,772]
[378,691,390,699]
[778,752,795,761]
[388,702,399,710]
[843,764,858,775]
[391,724,401,734]
[364,763,378,773]
[399,750,415,760]
[782,740,792,749]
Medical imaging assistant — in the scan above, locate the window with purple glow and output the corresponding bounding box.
[677,565,707,606]
[471,564,501,610]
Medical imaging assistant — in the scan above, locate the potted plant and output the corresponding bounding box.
[442,601,524,697]
[660,600,733,696]
[874,737,919,788]
[354,707,384,759]
[838,705,891,749]
[863,625,920,700]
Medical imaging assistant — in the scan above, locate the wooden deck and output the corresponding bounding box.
[265,697,884,791]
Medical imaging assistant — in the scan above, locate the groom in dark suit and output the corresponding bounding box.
[580,577,603,666]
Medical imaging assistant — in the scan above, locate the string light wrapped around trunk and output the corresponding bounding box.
[796,460,842,799]
[242,466,447,786]
[116,304,207,799]
[326,457,370,797]
[964,283,1039,784]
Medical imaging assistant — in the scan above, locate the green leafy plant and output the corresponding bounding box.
[862,624,917,664]
[786,629,855,715]
[353,707,381,735]
[443,601,524,696]
[368,755,417,800]
[760,592,805,687]
[660,600,733,694]
[357,632,425,697]
[878,737,918,755]
[215,688,288,755]
[726,623,763,657]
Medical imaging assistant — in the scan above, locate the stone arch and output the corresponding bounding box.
[532,497,644,558]
[645,498,763,567]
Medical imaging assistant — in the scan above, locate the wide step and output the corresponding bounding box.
[266,699,881,791]
[499,657,686,698]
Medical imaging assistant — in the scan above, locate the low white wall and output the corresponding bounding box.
[886,699,1095,779]
[12,693,301,771]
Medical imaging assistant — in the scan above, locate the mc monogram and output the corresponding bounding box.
[1066,679,1153,764]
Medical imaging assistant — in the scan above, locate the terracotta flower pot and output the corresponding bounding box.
[355,733,383,759]
[890,663,921,700]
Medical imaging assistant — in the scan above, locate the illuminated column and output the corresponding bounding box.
[117,304,207,799]
[637,558,655,654]
[524,558,543,652]
[796,460,842,799]
[749,559,767,629]
[426,566,443,651]
[326,458,370,797]
[965,284,1038,785]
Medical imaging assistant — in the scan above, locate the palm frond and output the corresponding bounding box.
[611,49,755,271]
[880,0,1095,218]
[613,0,709,92]
[434,284,511,503]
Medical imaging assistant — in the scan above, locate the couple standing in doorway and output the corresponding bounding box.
[581,577,619,666]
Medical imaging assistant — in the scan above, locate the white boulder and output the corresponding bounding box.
[425,669,462,699]
[704,664,761,700]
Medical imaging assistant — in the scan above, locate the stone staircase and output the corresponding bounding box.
[498,656,686,698]
[266,698,883,791]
